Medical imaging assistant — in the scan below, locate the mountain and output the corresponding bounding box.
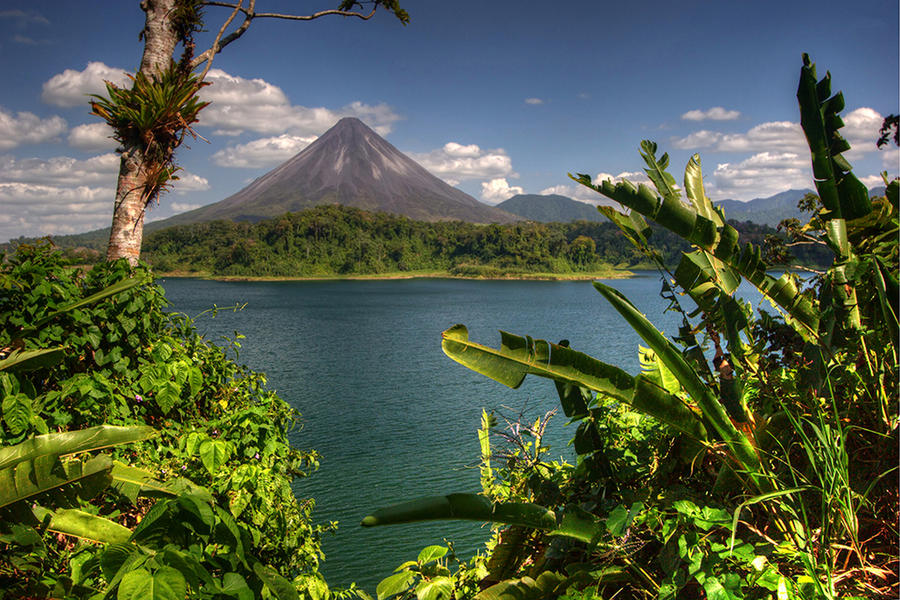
[152,117,517,228]
[713,189,814,227]
[495,194,606,222]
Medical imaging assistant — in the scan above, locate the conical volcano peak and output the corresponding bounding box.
[149,116,519,227]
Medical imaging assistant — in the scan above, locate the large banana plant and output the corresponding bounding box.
[362,55,897,597]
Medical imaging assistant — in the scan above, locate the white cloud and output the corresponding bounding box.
[0,153,118,185]
[481,178,524,204]
[410,142,516,185]
[199,69,401,137]
[859,174,885,189]
[673,121,807,153]
[674,108,886,157]
[0,182,114,240]
[172,172,210,193]
[682,107,741,121]
[41,62,130,107]
[68,122,117,151]
[212,134,317,168]
[524,98,544,105]
[169,202,203,213]
[0,108,67,150]
[0,152,209,241]
[710,152,811,200]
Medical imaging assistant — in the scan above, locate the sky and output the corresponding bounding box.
[0,0,897,243]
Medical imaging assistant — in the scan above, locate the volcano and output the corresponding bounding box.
[156,117,517,227]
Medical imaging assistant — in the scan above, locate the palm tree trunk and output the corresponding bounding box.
[105,0,179,264]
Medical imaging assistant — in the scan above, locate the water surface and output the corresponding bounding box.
[160,273,772,589]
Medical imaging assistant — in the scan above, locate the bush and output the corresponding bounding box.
[0,240,329,598]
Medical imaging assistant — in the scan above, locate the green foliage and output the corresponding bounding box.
[138,204,813,278]
[0,242,328,598]
[367,56,898,599]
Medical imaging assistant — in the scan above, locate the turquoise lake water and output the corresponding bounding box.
[159,274,773,590]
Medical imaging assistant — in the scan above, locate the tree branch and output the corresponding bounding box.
[192,0,381,70]
[196,0,244,81]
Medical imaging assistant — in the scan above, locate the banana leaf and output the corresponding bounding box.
[797,54,871,222]
[0,454,112,509]
[0,347,67,372]
[0,425,155,471]
[569,172,819,340]
[361,493,557,531]
[592,282,767,490]
[441,325,707,441]
[32,506,132,544]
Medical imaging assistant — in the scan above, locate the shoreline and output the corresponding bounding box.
[154,268,637,282]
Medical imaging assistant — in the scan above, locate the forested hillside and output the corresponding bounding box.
[140,205,829,277]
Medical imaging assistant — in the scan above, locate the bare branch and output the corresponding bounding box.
[196,0,244,80]
[193,0,380,70]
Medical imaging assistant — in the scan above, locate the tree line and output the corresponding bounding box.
[139,204,830,277]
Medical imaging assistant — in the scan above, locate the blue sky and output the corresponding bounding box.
[0,0,897,242]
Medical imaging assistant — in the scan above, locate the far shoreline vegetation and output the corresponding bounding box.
[6,203,830,280]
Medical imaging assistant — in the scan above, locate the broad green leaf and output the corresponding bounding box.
[188,366,203,398]
[441,325,706,442]
[2,393,33,435]
[416,577,453,600]
[0,347,67,373]
[606,502,642,537]
[592,282,767,490]
[0,425,155,471]
[417,544,448,564]
[155,381,181,415]
[0,454,112,509]
[253,563,299,600]
[199,439,231,474]
[43,508,131,544]
[377,571,415,600]
[363,493,557,530]
[220,572,253,600]
[550,505,604,543]
[118,566,186,600]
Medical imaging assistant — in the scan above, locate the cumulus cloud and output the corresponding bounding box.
[0,152,209,241]
[673,108,885,157]
[410,142,516,186]
[710,152,811,200]
[172,172,210,193]
[41,62,130,107]
[524,98,544,105]
[673,121,806,153]
[0,182,113,241]
[0,153,118,185]
[199,69,401,136]
[0,108,67,150]
[169,202,203,213]
[212,134,317,168]
[682,107,741,121]
[68,122,117,151]
[481,178,524,204]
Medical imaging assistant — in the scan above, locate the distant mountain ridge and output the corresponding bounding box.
[495,194,606,222]
[151,117,517,229]
[496,189,825,228]
[714,189,814,226]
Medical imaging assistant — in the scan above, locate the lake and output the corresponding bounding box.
[159,274,771,590]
